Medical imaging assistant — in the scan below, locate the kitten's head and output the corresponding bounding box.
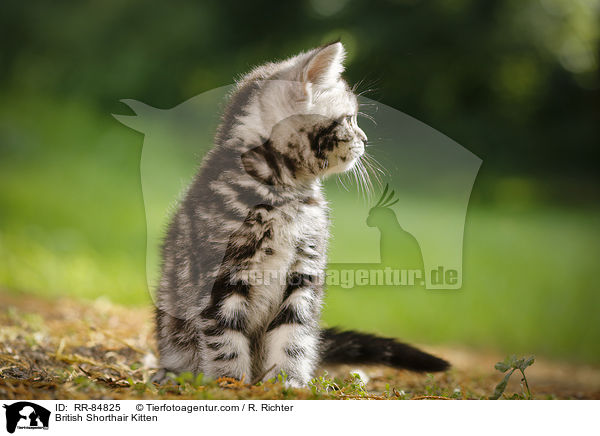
[231,42,368,186]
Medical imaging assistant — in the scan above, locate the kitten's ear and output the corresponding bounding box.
[302,42,346,86]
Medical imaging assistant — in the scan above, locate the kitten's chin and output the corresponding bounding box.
[340,157,360,173]
[325,156,359,176]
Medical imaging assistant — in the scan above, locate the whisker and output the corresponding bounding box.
[364,159,376,198]
[358,111,377,126]
[351,77,366,93]
[364,139,385,148]
[336,173,350,192]
[357,88,377,97]
[355,160,366,203]
[351,165,361,199]
[352,76,380,97]
[361,154,385,193]
[364,157,378,200]
[363,153,386,175]
[358,160,371,204]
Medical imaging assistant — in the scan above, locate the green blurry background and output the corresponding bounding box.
[1,0,599,363]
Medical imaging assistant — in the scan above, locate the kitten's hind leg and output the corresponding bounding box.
[263,325,319,387]
[201,292,254,382]
[202,325,253,381]
[155,308,205,379]
[263,274,321,386]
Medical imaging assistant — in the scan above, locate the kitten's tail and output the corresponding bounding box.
[320,328,450,372]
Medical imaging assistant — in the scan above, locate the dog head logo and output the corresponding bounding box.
[3,402,50,433]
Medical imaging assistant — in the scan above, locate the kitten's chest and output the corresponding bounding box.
[267,201,327,269]
[246,201,327,328]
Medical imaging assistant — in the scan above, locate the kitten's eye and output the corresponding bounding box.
[345,115,353,124]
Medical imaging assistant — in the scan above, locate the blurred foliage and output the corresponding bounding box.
[1,0,599,187]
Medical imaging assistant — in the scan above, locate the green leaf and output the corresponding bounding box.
[194,373,204,386]
[518,355,535,371]
[489,368,515,400]
[494,361,511,372]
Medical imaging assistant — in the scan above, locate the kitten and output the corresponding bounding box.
[154,42,449,386]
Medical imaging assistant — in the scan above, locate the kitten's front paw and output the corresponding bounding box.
[150,368,172,385]
[284,379,306,389]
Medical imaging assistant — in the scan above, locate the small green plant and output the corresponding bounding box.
[276,369,288,384]
[424,373,443,396]
[346,372,368,397]
[309,371,339,397]
[173,371,206,389]
[268,369,289,385]
[308,371,370,398]
[384,383,391,398]
[490,355,535,400]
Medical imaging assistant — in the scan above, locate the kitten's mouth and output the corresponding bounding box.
[348,144,365,160]
[331,146,364,173]
[351,144,364,155]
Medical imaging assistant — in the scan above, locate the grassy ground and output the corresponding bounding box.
[1,292,599,400]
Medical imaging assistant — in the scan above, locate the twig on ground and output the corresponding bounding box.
[252,363,277,385]
[89,325,146,355]
[411,395,452,400]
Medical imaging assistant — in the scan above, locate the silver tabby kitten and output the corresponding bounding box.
[155,42,448,386]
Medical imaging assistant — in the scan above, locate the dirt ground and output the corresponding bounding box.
[1,291,599,400]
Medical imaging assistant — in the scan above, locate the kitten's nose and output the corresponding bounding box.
[356,127,367,144]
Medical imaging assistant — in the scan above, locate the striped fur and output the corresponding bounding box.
[154,42,448,386]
